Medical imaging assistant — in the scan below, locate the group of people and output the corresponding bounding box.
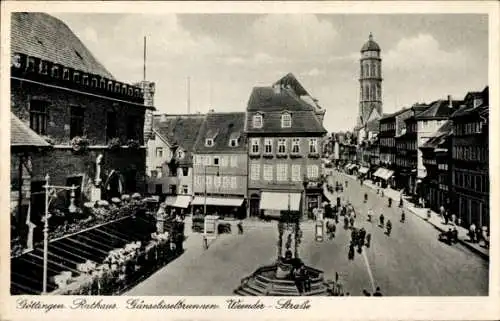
[348,227,371,259]
[362,286,383,296]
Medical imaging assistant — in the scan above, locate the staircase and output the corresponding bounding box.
[234,264,330,296]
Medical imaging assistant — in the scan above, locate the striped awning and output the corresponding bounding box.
[374,168,394,180]
[192,196,244,207]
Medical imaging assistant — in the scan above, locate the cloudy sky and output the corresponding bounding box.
[52,13,488,131]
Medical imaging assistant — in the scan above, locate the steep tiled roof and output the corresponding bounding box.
[365,118,380,133]
[153,114,206,165]
[247,87,315,112]
[246,86,326,134]
[11,12,114,79]
[11,113,51,148]
[415,99,462,120]
[421,120,453,149]
[273,73,310,97]
[194,112,247,154]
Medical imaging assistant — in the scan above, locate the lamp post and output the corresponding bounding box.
[203,165,219,216]
[42,174,78,294]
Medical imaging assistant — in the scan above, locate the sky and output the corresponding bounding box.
[52,13,488,132]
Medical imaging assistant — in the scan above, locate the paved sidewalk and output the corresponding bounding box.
[339,171,489,259]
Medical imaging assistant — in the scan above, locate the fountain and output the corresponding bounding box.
[234,187,331,296]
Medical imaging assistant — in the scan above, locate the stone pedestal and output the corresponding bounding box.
[90,187,101,202]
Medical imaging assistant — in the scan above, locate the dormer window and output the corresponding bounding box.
[205,139,214,147]
[205,129,218,147]
[253,114,263,128]
[229,131,241,147]
[51,65,60,78]
[177,149,184,159]
[39,61,49,75]
[281,112,292,128]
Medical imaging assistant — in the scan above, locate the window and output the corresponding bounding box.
[263,165,273,181]
[182,167,189,176]
[231,177,237,189]
[230,139,238,147]
[221,176,230,188]
[195,176,203,187]
[106,112,117,142]
[29,100,48,135]
[156,166,163,178]
[176,150,184,159]
[69,106,85,138]
[213,157,219,165]
[251,163,260,180]
[307,165,319,178]
[292,138,300,153]
[309,138,318,153]
[220,156,227,167]
[281,113,292,128]
[264,138,273,154]
[253,114,263,128]
[205,138,214,147]
[291,165,301,182]
[204,156,211,166]
[214,175,221,188]
[230,155,238,167]
[276,164,288,181]
[150,170,158,179]
[182,185,188,194]
[155,148,163,157]
[251,138,260,154]
[126,116,137,140]
[277,138,287,154]
[206,176,213,187]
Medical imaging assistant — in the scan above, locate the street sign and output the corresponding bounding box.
[204,215,219,240]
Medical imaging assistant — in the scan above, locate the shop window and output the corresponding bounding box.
[155,184,163,195]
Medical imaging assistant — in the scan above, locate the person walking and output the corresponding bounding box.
[373,286,383,296]
[379,213,385,227]
[365,233,371,248]
[469,222,476,242]
[348,242,355,260]
[451,213,456,225]
[237,220,244,234]
[400,210,405,223]
[444,212,449,225]
[349,216,355,229]
[439,205,445,217]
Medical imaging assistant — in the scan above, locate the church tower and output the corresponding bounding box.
[358,33,383,126]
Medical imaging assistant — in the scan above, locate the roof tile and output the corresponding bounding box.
[194,112,247,153]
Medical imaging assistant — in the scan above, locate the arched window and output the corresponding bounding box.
[365,85,370,100]
[360,64,364,77]
[360,86,364,100]
[371,64,376,78]
[377,64,381,78]
[377,84,381,101]
[372,84,377,100]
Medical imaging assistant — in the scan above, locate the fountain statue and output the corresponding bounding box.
[234,189,330,296]
[90,154,103,202]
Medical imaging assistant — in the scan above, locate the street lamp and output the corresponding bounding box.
[42,174,78,294]
[203,165,219,216]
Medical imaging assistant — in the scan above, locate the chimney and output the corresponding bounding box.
[448,95,453,108]
[136,80,156,143]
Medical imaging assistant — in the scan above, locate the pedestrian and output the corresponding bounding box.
[469,222,476,242]
[344,216,349,230]
[362,289,371,296]
[439,205,445,217]
[379,213,385,227]
[451,226,458,244]
[373,286,383,296]
[237,220,244,234]
[351,228,358,243]
[399,196,404,208]
[366,233,371,248]
[400,211,405,223]
[348,242,355,260]
[444,213,449,225]
[451,213,456,225]
[349,216,355,229]
[475,226,482,244]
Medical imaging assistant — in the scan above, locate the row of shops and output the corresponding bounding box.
[342,163,396,189]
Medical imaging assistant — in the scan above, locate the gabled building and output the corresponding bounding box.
[146,114,205,208]
[394,104,429,192]
[450,87,489,228]
[413,96,461,199]
[419,120,453,213]
[10,12,153,250]
[245,74,327,220]
[192,112,248,218]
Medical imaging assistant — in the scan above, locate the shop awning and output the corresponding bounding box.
[380,169,394,180]
[192,196,244,207]
[344,163,352,169]
[165,195,192,208]
[359,167,369,174]
[260,192,302,211]
[373,168,383,177]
